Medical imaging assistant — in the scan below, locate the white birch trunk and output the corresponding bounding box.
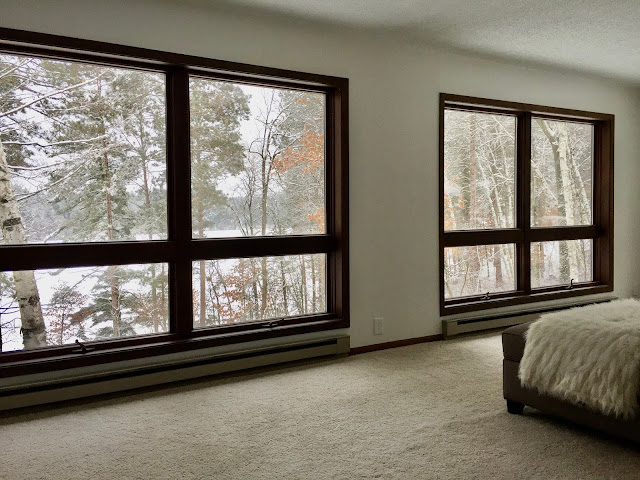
[0,141,46,349]
[557,124,577,226]
[567,143,592,224]
[557,124,580,277]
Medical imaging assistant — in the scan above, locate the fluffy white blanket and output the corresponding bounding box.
[518,299,640,419]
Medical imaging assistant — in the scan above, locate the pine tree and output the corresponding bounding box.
[190,78,249,326]
[0,271,18,352]
[36,62,171,337]
[89,266,133,338]
[111,70,168,332]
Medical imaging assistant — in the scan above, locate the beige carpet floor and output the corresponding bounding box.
[2,332,640,480]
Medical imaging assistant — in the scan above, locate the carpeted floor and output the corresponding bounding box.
[2,332,640,479]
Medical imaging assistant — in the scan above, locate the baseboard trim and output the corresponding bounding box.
[442,295,618,338]
[0,335,350,411]
[349,334,443,355]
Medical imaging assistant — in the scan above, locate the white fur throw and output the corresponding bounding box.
[518,299,640,419]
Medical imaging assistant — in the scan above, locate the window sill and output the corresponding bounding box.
[0,316,348,378]
[441,284,613,316]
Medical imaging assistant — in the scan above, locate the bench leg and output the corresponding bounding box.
[506,400,525,415]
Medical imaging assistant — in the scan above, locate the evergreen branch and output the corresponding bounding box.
[0,74,104,120]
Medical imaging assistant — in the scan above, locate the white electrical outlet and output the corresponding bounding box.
[373,316,384,335]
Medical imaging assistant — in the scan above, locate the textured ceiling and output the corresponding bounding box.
[176,0,640,83]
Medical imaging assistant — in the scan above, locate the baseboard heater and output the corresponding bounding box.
[0,335,350,412]
[442,296,617,338]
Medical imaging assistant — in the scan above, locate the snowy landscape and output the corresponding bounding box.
[444,110,594,298]
[0,53,326,352]
[0,50,595,352]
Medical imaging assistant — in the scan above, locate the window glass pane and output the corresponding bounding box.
[444,244,515,299]
[193,254,325,327]
[444,110,516,230]
[531,119,593,226]
[190,78,325,238]
[0,54,167,244]
[531,240,592,288]
[0,263,168,353]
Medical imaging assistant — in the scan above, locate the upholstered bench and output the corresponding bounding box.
[502,322,640,444]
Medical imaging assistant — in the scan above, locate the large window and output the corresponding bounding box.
[440,94,613,315]
[0,28,348,376]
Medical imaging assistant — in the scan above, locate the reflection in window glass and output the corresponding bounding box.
[0,264,169,353]
[531,240,592,288]
[190,78,325,239]
[444,110,516,231]
[193,254,325,327]
[444,244,515,299]
[0,53,167,244]
[531,119,593,227]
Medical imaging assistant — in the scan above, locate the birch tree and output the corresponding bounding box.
[0,54,172,348]
[533,119,592,285]
[443,110,516,297]
[0,55,95,349]
[0,141,46,348]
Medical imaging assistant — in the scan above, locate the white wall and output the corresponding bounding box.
[2,0,640,349]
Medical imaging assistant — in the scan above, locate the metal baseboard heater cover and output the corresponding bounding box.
[442,296,617,338]
[0,335,350,412]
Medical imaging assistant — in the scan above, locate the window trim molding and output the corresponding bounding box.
[439,93,613,316]
[0,27,349,377]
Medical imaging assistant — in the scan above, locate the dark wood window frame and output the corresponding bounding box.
[439,93,613,316]
[0,28,349,377]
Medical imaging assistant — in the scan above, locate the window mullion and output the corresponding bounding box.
[191,236,333,260]
[593,120,614,286]
[166,67,193,336]
[517,112,532,294]
[443,229,523,248]
[529,226,599,242]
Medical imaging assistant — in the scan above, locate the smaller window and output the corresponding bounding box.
[0,54,168,245]
[444,110,516,231]
[531,240,593,289]
[193,254,326,327]
[440,94,613,315]
[189,79,327,239]
[1,263,169,353]
[531,119,593,227]
[444,244,516,299]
